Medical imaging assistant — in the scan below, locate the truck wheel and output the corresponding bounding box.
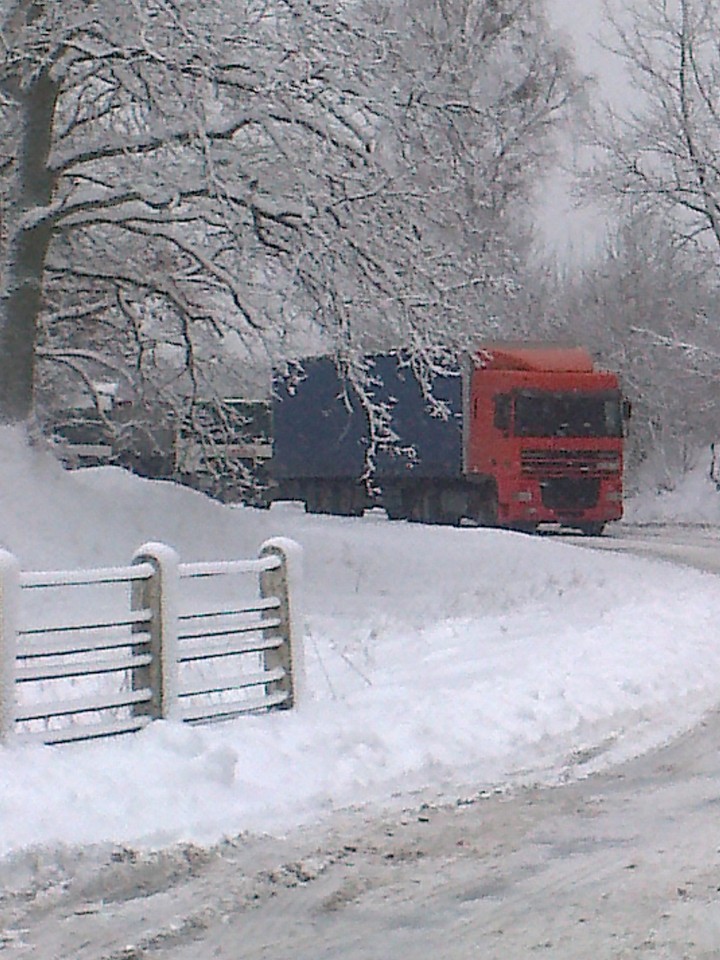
[331,483,364,516]
[423,491,443,525]
[380,485,406,520]
[304,482,328,514]
[476,497,498,528]
[402,486,426,523]
[579,522,605,537]
[510,522,538,535]
[466,482,498,527]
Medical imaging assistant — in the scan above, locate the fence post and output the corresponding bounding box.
[131,542,180,721]
[0,550,19,743]
[259,537,304,709]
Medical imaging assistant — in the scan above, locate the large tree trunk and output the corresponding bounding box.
[0,66,57,422]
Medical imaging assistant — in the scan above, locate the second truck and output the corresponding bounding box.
[271,343,630,534]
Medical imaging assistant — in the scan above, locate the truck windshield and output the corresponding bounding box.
[513,390,623,438]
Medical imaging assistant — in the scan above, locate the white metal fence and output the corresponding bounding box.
[0,537,302,745]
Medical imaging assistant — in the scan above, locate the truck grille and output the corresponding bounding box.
[521,449,620,477]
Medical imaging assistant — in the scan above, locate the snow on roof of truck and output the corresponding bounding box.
[475,342,596,372]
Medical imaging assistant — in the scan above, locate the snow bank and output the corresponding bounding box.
[0,428,719,857]
[626,450,720,524]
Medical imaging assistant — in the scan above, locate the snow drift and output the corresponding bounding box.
[0,427,719,858]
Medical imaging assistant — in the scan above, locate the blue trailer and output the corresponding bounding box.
[271,354,469,521]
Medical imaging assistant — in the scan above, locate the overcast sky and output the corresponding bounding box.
[547,0,632,106]
[538,0,633,260]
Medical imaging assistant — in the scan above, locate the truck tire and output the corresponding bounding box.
[509,522,538,535]
[474,493,498,528]
[334,483,366,517]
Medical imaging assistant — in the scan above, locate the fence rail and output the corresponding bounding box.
[0,537,302,745]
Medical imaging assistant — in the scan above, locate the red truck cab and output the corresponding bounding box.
[466,344,627,534]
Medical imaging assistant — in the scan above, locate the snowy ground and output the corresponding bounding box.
[1,428,720,861]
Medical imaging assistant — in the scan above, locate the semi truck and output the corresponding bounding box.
[272,343,630,534]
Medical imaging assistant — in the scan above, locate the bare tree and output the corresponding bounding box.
[0,1,385,421]
[593,0,720,258]
[352,0,580,352]
[533,209,720,482]
[0,0,577,439]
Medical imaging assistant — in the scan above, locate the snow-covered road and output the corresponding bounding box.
[571,521,720,575]
[5,672,720,959]
[3,527,720,958]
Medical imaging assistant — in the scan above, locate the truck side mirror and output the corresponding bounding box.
[494,395,511,435]
[622,399,632,420]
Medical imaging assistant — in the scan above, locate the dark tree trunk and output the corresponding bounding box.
[0,65,58,422]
